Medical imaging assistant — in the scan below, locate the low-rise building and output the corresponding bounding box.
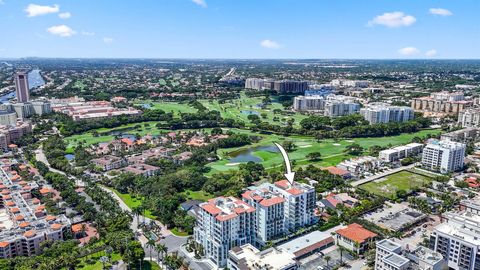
[91,155,127,171]
[337,156,381,178]
[378,143,424,162]
[335,223,377,254]
[227,244,297,270]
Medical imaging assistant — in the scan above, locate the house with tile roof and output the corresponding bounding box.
[335,223,377,254]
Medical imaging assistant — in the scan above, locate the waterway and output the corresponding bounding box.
[0,69,45,103]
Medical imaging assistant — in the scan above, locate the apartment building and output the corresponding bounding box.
[194,196,256,267]
[360,103,414,124]
[0,164,71,259]
[441,128,480,143]
[411,91,472,116]
[458,108,480,128]
[242,188,285,245]
[324,100,361,117]
[91,155,128,171]
[0,121,33,152]
[378,143,424,163]
[331,79,369,88]
[227,244,297,270]
[430,211,480,270]
[376,239,444,270]
[421,139,466,173]
[293,95,325,111]
[0,111,17,126]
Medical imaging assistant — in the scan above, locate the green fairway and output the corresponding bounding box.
[206,129,441,175]
[359,170,434,199]
[134,100,197,116]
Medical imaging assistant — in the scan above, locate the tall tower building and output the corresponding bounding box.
[14,72,30,103]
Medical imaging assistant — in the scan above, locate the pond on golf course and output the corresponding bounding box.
[228,145,279,163]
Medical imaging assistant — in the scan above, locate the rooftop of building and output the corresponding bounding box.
[229,244,297,270]
[377,239,402,252]
[277,230,334,258]
[200,196,255,222]
[335,223,377,243]
[384,253,410,267]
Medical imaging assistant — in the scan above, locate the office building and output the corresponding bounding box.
[227,244,297,270]
[458,108,480,128]
[376,239,444,270]
[421,139,465,173]
[430,211,480,270]
[360,103,414,124]
[13,72,30,103]
[194,196,256,267]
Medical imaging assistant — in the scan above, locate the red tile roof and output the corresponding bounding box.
[323,166,351,176]
[287,188,303,195]
[293,237,334,258]
[0,242,9,248]
[200,204,222,216]
[260,197,285,207]
[274,180,290,189]
[336,223,377,244]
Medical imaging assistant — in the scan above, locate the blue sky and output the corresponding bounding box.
[0,0,478,59]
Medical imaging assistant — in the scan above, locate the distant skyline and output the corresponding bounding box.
[0,0,478,59]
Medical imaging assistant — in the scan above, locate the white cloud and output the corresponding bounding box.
[260,39,280,49]
[425,49,438,57]
[429,8,453,16]
[103,37,114,44]
[368,12,416,28]
[192,0,207,8]
[81,31,95,36]
[25,4,60,17]
[47,25,76,37]
[58,12,71,19]
[398,47,421,56]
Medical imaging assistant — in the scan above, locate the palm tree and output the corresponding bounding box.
[146,239,156,260]
[324,255,331,266]
[132,206,142,225]
[156,243,167,262]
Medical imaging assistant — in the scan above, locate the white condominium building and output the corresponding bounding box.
[378,143,424,162]
[293,95,325,111]
[242,188,285,245]
[263,180,316,232]
[194,196,256,267]
[430,211,480,270]
[375,239,444,270]
[228,244,297,270]
[421,139,465,173]
[360,103,414,124]
[458,108,480,128]
[324,100,360,117]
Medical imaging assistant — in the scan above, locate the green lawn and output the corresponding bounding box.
[171,227,189,237]
[182,190,214,201]
[207,129,441,175]
[109,188,157,219]
[75,251,122,270]
[359,170,434,199]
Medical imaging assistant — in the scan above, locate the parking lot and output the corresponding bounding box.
[299,246,355,270]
